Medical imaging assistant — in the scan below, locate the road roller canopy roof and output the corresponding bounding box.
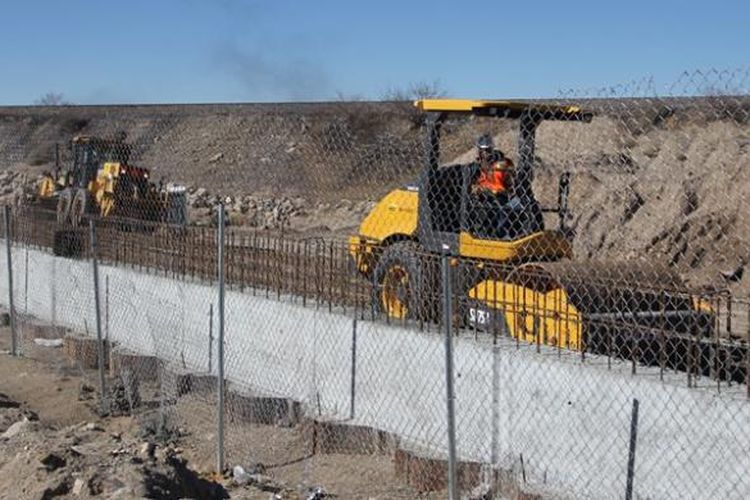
[72,134,127,145]
[414,99,593,122]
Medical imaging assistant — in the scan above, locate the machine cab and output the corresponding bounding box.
[415,100,589,260]
[350,99,591,277]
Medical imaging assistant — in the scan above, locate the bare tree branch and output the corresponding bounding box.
[34,92,72,106]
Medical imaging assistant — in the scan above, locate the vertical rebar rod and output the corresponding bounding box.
[512,274,520,348]
[217,204,226,473]
[239,236,245,291]
[328,241,333,313]
[277,237,282,300]
[606,324,612,370]
[726,294,733,336]
[723,294,731,385]
[555,287,562,356]
[442,252,459,500]
[285,238,290,298]
[659,292,665,380]
[625,398,640,500]
[190,230,195,279]
[4,206,17,357]
[541,292,548,346]
[687,316,694,388]
[162,226,167,277]
[630,288,637,376]
[315,241,321,310]
[268,236,271,299]
[229,231,234,287]
[253,232,258,294]
[723,295,733,386]
[350,318,357,420]
[292,240,298,302]
[535,292,541,353]
[711,295,719,383]
[746,303,749,399]
[89,220,107,414]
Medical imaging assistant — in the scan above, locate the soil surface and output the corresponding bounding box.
[0,323,451,499]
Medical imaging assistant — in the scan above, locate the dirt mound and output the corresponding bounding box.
[0,393,229,499]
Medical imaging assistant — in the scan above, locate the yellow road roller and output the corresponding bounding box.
[349,99,720,373]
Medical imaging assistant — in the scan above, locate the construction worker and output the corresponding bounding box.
[470,134,523,239]
[472,134,514,198]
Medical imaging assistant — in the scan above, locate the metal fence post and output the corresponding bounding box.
[442,250,459,500]
[24,247,28,314]
[89,220,107,414]
[217,204,226,473]
[208,302,214,374]
[4,206,17,356]
[490,342,500,468]
[625,398,640,500]
[105,274,110,345]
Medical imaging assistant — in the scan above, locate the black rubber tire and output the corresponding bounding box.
[372,241,437,321]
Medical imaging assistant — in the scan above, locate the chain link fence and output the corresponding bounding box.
[1,68,750,499]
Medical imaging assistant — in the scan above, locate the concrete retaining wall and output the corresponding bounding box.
[1,240,748,499]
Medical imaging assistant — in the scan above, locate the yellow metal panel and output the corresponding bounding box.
[692,297,714,313]
[458,230,572,262]
[469,280,583,350]
[91,163,121,213]
[102,162,121,177]
[99,194,115,217]
[357,189,419,242]
[348,235,362,255]
[38,175,56,198]
[414,99,584,116]
[414,99,525,112]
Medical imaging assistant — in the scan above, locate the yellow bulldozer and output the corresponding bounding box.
[349,99,716,366]
[37,134,187,224]
[36,134,187,255]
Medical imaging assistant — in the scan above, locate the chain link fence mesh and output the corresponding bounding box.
[1,68,749,498]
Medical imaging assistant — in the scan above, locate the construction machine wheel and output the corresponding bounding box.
[70,189,88,228]
[372,241,437,321]
[56,189,73,225]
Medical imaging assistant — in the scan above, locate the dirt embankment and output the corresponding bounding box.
[1,99,749,295]
[531,115,750,297]
[0,102,419,233]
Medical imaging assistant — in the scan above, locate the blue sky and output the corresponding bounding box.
[1,0,747,104]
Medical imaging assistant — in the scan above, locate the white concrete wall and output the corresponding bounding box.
[1,240,748,499]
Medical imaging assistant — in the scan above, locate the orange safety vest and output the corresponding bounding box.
[476,159,513,194]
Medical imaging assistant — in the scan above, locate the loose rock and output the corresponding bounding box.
[40,452,67,472]
[1,418,31,439]
[72,478,85,496]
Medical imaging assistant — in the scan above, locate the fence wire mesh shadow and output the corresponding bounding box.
[1,67,750,499]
